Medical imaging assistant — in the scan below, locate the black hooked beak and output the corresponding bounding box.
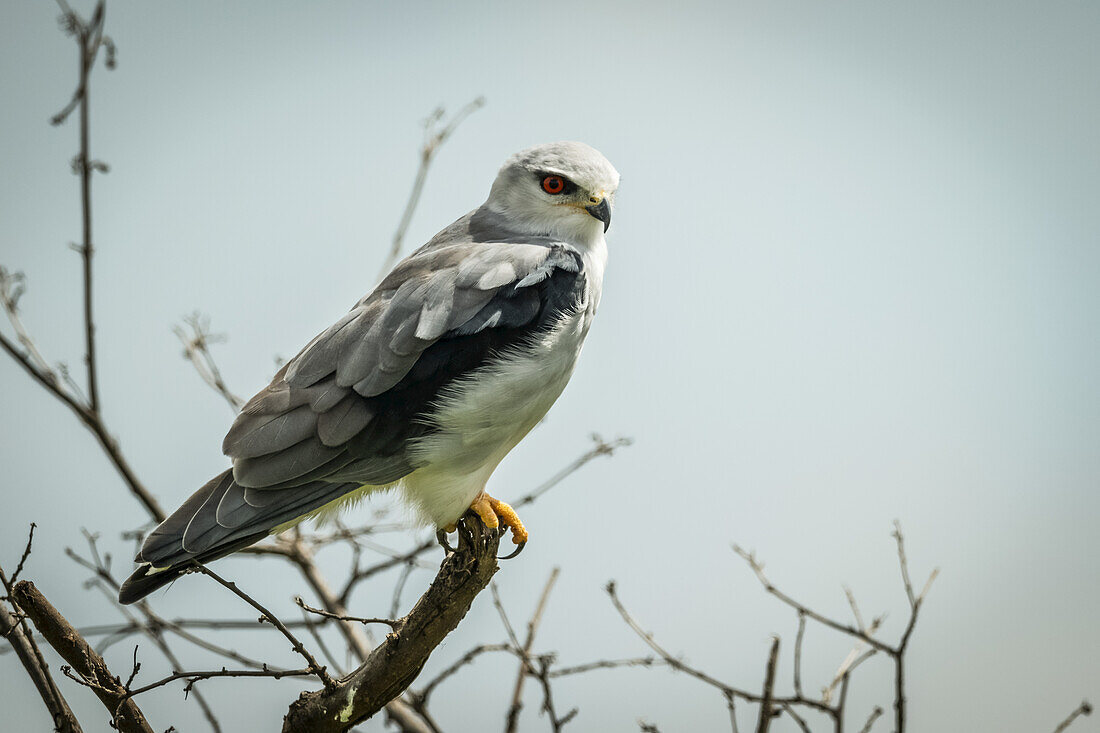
[585,198,611,232]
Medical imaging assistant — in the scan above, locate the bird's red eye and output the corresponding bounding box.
[542,175,566,194]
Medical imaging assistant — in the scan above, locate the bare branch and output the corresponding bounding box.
[10,522,37,586]
[605,581,832,716]
[843,585,867,634]
[490,582,522,651]
[298,606,345,678]
[1,2,165,523]
[891,520,916,608]
[281,518,501,733]
[755,637,780,733]
[12,579,153,733]
[1,562,83,733]
[294,596,401,630]
[68,541,279,671]
[389,558,417,619]
[793,611,806,698]
[505,567,560,733]
[415,643,515,702]
[0,328,165,520]
[122,666,314,699]
[0,268,55,376]
[531,654,578,732]
[1051,701,1093,733]
[65,537,232,729]
[890,523,937,733]
[732,545,893,654]
[727,693,740,733]
[857,706,884,733]
[823,647,877,705]
[253,535,434,733]
[549,657,661,678]
[173,312,244,411]
[191,565,334,688]
[47,0,116,413]
[780,703,810,733]
[339,537,436,605]
[513,434,632,511]
[377,97,486,279]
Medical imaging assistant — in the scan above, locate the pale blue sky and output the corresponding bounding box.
[1,1,1097,731]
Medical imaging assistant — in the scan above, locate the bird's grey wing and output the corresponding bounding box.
[122,234,585,604]
[223,237,586,491]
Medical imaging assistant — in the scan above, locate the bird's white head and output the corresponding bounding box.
[485,141,620,245]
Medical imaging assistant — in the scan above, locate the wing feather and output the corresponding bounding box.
[222,218,585,493]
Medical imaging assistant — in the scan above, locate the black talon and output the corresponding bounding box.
[498,540,526,560]
[436,529,456,555]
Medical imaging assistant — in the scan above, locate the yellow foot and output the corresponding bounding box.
[468,493,528,547]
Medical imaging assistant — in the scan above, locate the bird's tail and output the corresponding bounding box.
[118,469,358,605]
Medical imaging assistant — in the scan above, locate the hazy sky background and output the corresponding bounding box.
[1,1,1097,731]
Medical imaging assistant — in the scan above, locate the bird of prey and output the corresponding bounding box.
[118,141,619,604]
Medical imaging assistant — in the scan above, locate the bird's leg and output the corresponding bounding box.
[436,528,456,555]
[467,492,527,558]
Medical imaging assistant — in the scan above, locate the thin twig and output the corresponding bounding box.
[793,611,806,698]
[0,269,54,375]
[294,596,401,630]
[843,585,867,633]
[173,312,244,411]
[732,545,893,654]
[824,647,878,704]
[491,582,523,651]
[1051,701,1093,733]
[122,666,315,699]
[298,606,346,677]
[891,521,915,608]
[857,706,884,733]
[755,637,780,733]
[781,703,811,733]
[513,435,632,511]
[415,643,515,702]
[727,692,740,733]
[191,565,334,688]
[549,657,661,678]
[10,522,37,586]
[531,655,578,732]
[505,567,560,733]
[0,326,165,519]
[377,97,485,280]
[605,581,832,716]
[390,559,417,618]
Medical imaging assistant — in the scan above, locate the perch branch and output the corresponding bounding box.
[281,517,501,733]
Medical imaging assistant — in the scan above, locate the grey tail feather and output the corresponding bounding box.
[117,531,267,605]
[118,468,360,605]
